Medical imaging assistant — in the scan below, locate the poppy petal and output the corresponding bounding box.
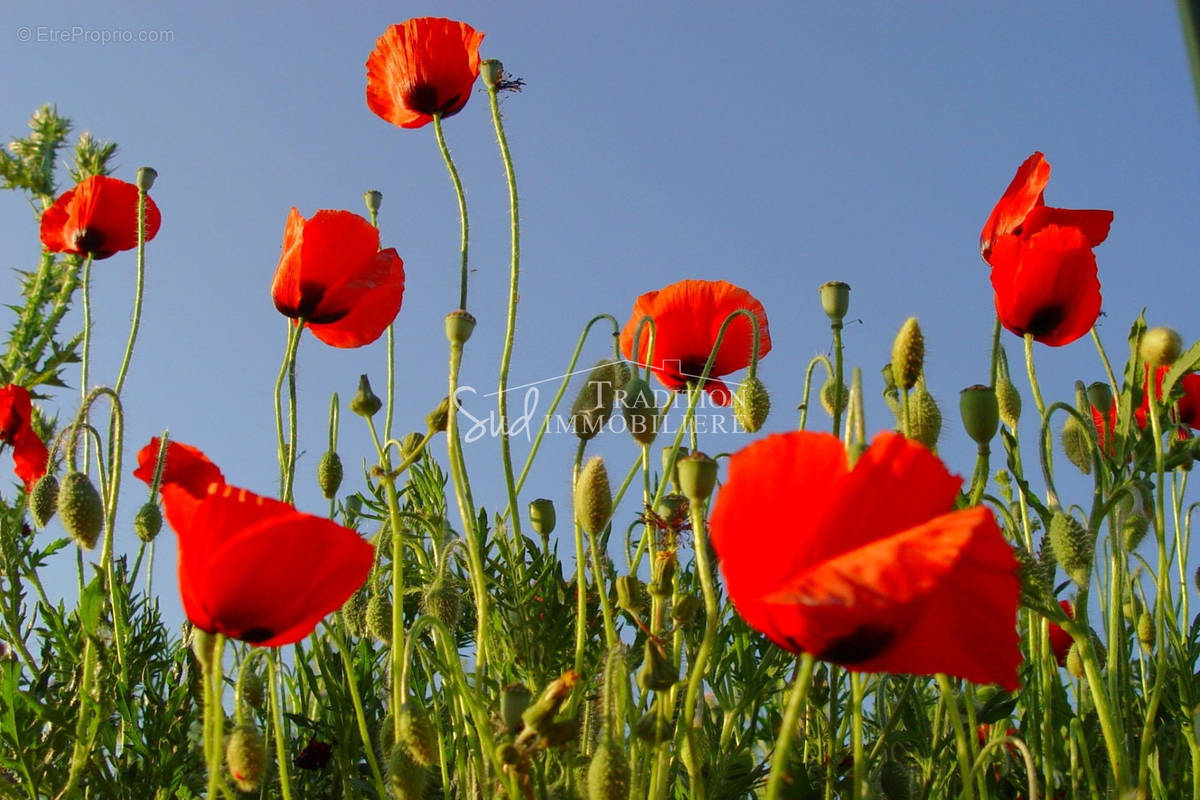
[307,248,405,348]
[1021,205,1113,249]
[980,152,1050,259]
[134,438,225,497]
[39,175,160,259]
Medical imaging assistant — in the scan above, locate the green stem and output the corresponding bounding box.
[850,672,865,800]
[831,321,845,436]
[935,674,975,800]
[1023,333,1046,418]
[432,113,470,311]
[1178,0,1200,117]
[203,635,227,800]
[273,321,302,499]
[267,649,295,800]
[330,626,387,798]
[765,654,816,800]
[112,186,150,395]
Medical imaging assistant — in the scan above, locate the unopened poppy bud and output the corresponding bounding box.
[135,166,157,192]
[30,473,58,528]
[341,588,369,637]
[671,594,700,626]
[397,701,438,767]
[655,493,688,527]
[571,360,619,441]
[480,59,504,90]
[633,705,671,744]
[521,670,579,734]
[1048,512,1093,588]
[350,374,382,418]
[1121,513,1149,551]
[820,281,851,324]
[612,360,633,390]
[363,189,383,215]
[909,385,942,451]
[241,669,265,710]
[575,457,612,536]
[1065,642,1086,679]
[133,501,163,543]
[1061,414,1092,475]
[637,638,677,692]
[649,552,677,597]
[1013,545,1052,610]
[500,682,531,733]
[58,471,103,549]
[1140,326,1182,367]
[881,362,897,392]
[386,744,428,800]
[1087,381,1114,415]
[959,385,999,445]
[421,580,461,629]
[426,396,451,433]
[226,724,267,792]
[587,737,631,800]
[622,377,661,445]
[891,317,924,390]
[880,759,913,800]
[445,309,476,345]
[996,375,1022,429]
[819,378,847,418]
[366,591,393,643]
[733,376,771,433]
[317,451,343,499]
[399,431,424,461]
[529,498,556,535]
[677,451,718,504]
[1123,593,1143,622]
[616,575,646,615]
[1137,611,1156,652]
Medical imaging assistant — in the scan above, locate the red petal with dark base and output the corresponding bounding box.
[0,385,47,490]
[40,175,161,259]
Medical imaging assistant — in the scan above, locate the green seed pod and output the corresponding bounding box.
[890,317,924,391]
[636,639,677,692]
[425,396,452,433]
[677,451,718,504]
[366,592,393,643]
[317,451,344,499]
[341,588,369,637]
[733,376,771,433]
[445,309,476,345]
[1048,512,1093,588]
[621,377,661,445]
[1137,612,1156,652]
[226,724,267,793]
[820,281,851,324]
[240,669,265,711]
[500,682,531,733]
[1122,514,1150,552]
[571,360,619,441]
[880,759,913,800]
[350,374,383,418]
[1065,642,1086,679]
[422,580,461,630]
[575,457,612,537]
[649,553,677,598]
[996,374,1022,430]
[671,595,701,626]
[529,498,557,536]
[363,189,383,215]
[135,166,158,192]
[959,384,1000,446]
[58,471,103,549]
[615,575,646,615]
[586,737,630,800]
[1087,381,1114,416]
[819,378,847,418]
[909,384,942,451]
[1061,414,1092,475]
[29,473,58,528]
[133,501,163,543]
[1140,326,1182,367]
[397,701,438,767]
[386,743,428,800]
[480,59,504,90]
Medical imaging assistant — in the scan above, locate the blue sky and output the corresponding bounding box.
[0,3,1196,620]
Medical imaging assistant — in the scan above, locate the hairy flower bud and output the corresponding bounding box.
[1065,641,1086,679]
[30,473,58,529]
[571,360,619,441]
[733,376,771,433]
[909,384,942,451]
[1137,611,1156,652]
[58,471,103,549]
[891,317,924,390]
[996,375,1022,430]
[133,501,163,543]
[615,575,646,616]
[386,744,428,800]
[226,724,267,792]
[422,580,460,629]
[1061,414,1092,475]
[366,591,393,643]
[1140,326,1182,368]
[241,669,265,711]
[341,588,369,637]
[397,702,437,767]
[622,377,661,445]
[317,451,343,499]
[575,457,612,536]
[587,737,631,800]
[1048,512,1093,588]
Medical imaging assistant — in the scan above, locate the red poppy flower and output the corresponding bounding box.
[270,208,405,348]
[988,225,1101,347]
[619,279,771,406]
[161,481,373,647]
[1047,600,1074,667]
[980,152,1112,263]
[0,385,47,490]
[133,438,225,498]
[366,17,485,129]
[1136,365,1200,433]
[710,431,1021,689]
[1090,403,1118,456]
[40,175,161,259]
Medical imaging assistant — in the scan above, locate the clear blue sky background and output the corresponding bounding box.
[0,3,1196,623]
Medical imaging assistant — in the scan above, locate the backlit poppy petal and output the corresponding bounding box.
[619,279,771,406]
[710,430,1020,688]
[164,481,372,647]
[134,438,225,497]
[1047,600,1074,667]
[270,208,405,348]
[0,384,47,490]
[980,152,1050,260]
[988,226,1101,347]
[1021,205,1113,250]
[39,175,161,259]
[366,18,485,130]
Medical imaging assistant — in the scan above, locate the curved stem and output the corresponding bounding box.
[113,187,149,395]
[1023,333,1046,418]
[433,113,470,311]
[765,654,816,800]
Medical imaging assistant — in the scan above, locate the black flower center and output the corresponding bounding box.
[72,227,113,259]
[1024,304,1066,339]
[238,627,274,644]
[816,623,895,664]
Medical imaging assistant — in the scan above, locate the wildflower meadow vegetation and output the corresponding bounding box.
[2,11,1200,800]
